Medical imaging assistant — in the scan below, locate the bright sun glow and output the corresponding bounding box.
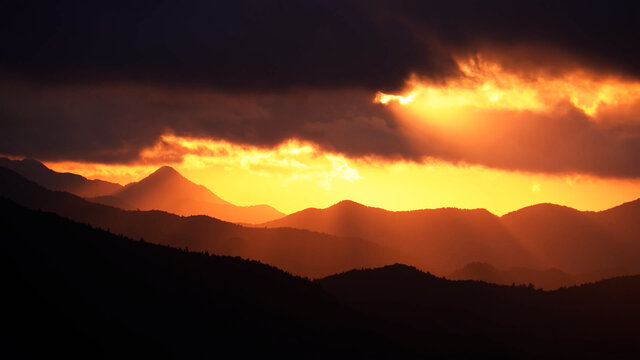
[375,56,640,117]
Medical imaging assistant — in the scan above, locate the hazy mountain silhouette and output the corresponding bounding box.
[317,264,640,358]
[449,262,630,290]
[0,157,121,197]
[501,202,640,273]
[0,198,405,358]
[264,199,640,277]
[262,200,536,274]
[0,166,394,278]
[91,166,284,224]
[3,162,639,286]
[6,199,639,358]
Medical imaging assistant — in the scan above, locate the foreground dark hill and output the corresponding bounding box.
[449,262,629,290]
[317,264,640,359]
[264,199,640,275]
[91,166,284,224]
[263,200,536,274]
[0,157,122,197]
[0,166,395,278]
[0,199,402,358]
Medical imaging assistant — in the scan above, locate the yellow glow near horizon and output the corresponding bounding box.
[42,135,640,216]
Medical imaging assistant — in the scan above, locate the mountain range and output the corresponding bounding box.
[1,198,400,358]
[2,160,640,288]
[4,198,640,358]
[262,199,640,276]
[0,166,394,278]
[0,157,284,224]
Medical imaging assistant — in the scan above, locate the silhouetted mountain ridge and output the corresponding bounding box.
[91,165,284,224]
[264,197,640,276]
[119,165,230,205]
[0,166,394,278]
[0,198,403,358]
[0,157,122,197]
[501,200,640,274]
[5,198,640,358]
[3,163,640,288]
[263,200,535,274]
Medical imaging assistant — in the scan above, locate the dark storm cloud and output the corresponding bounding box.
[3,83,640,177]
[1,0,640,177]
[387,1,640,79]
[0,84,417,163]
[1,1,639,91]
[0,0,456,92]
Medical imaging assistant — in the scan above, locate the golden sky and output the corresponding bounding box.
[45,135,640,216]
[39,57,640,215]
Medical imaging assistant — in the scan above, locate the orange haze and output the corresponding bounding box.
[44,134,640,216]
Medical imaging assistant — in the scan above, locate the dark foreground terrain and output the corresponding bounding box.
[2,198,640,359]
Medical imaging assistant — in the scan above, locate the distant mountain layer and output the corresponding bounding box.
[449,262,630,290]
[0,166,394,278]
[4,202,639,359]
[2,162,640,288]
[262,199,640,275]
[262,200,537,273]
[501,202,640,273]
[0,158,284,224]
[0,157,122,197]
[90,166,285,224]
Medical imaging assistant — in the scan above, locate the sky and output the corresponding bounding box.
[2,1,640,214]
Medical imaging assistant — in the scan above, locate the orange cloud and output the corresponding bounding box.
[374,56,640,177]
[145,135,363,189]
[46,135,363,191]
[376,56,640,117]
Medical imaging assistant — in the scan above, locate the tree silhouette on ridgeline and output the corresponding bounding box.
[449,261,629,290]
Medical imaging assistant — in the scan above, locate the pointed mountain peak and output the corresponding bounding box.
[21,158,50,169]
[0,157,48,172]
[118,165,231,206]
[329,200,367,209]
[149,166,182,178]
[137,166,194,186]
